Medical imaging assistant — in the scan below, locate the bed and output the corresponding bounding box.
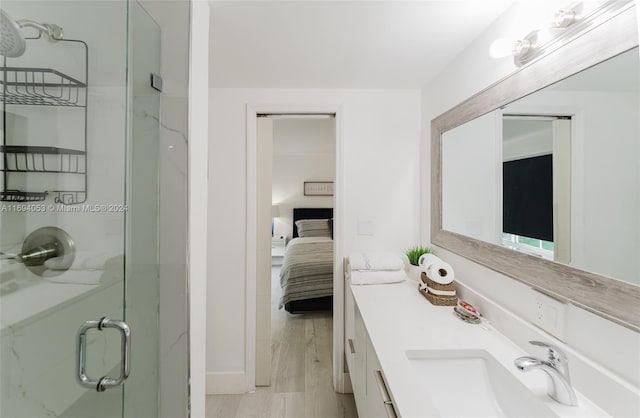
[280,208,334,313]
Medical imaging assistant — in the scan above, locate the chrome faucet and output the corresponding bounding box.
[514,340,578,406]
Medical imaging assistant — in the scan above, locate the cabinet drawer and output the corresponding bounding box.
[352,305,367,411]
[367,337,398,418]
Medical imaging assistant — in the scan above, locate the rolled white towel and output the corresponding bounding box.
[418,253,441,269]
[426,261,455,285]
[350,270,407,285]
[349,252,404,271]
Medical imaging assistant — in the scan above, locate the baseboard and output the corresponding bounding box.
[206,372,247,394]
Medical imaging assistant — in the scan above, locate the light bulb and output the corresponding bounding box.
[551,9,576,28]
[512,39,532,57]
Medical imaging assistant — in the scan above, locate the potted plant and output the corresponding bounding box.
[405,245,433,282]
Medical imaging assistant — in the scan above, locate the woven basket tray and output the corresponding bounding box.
[420,272,456,291]
[418,285,458,306]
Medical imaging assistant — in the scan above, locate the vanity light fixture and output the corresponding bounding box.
[490,3,582,66]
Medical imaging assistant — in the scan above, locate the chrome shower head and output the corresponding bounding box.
[0,9,64,58]
[0,9,26,58]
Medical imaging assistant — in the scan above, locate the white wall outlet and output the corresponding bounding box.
[533,290,567,340]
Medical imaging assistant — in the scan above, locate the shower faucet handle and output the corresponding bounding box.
[16,227,75,276]
[15,242,59,266]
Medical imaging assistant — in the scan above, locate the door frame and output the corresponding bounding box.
[245,103,347,392]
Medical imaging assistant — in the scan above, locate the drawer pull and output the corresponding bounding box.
[374,369,397,418]
[383,402,398,418]
[348,338,355,354]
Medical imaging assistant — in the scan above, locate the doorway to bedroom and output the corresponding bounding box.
[252,114,353,414]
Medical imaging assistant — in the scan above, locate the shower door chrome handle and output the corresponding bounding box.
[77,317,131,392]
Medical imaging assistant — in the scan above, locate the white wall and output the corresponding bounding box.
[208,88,421,392]
[442,110,500,243]
[272,118,335,238]
[421,3,640,415]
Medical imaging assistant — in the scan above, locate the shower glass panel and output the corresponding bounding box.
[123,3,161,417]
[0,0,187,416]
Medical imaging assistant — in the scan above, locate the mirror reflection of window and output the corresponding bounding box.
[502,49,639,283]
[501,116,571,263]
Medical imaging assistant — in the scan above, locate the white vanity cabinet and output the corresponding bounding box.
[346,290,367,412]
[366,336,397,418]
[346,286,398,418]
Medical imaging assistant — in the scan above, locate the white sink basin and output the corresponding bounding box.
[406,349,557,418]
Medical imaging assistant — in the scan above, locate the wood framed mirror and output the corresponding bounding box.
[431,2,640,331]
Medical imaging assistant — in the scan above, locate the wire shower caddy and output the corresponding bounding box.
[1,38,88,204]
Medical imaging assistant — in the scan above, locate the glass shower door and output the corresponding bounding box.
[0,1,130,416]
[0,1,166,417]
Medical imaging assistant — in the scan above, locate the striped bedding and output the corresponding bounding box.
[279,237,333,308]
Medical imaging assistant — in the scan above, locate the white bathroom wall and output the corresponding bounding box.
[421,0,640,408]
[208,88,421,392]
[272,118,335,238]
[441,110,500,244]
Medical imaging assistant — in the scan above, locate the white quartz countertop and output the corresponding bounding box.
[350,279,609,418]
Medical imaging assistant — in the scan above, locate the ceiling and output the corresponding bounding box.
[209,1,515,89]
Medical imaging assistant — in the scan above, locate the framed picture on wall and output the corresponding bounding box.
[304,181,334,196]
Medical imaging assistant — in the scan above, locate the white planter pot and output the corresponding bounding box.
[406,264,423,283]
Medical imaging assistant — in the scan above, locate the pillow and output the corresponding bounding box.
[295,219,331,238]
